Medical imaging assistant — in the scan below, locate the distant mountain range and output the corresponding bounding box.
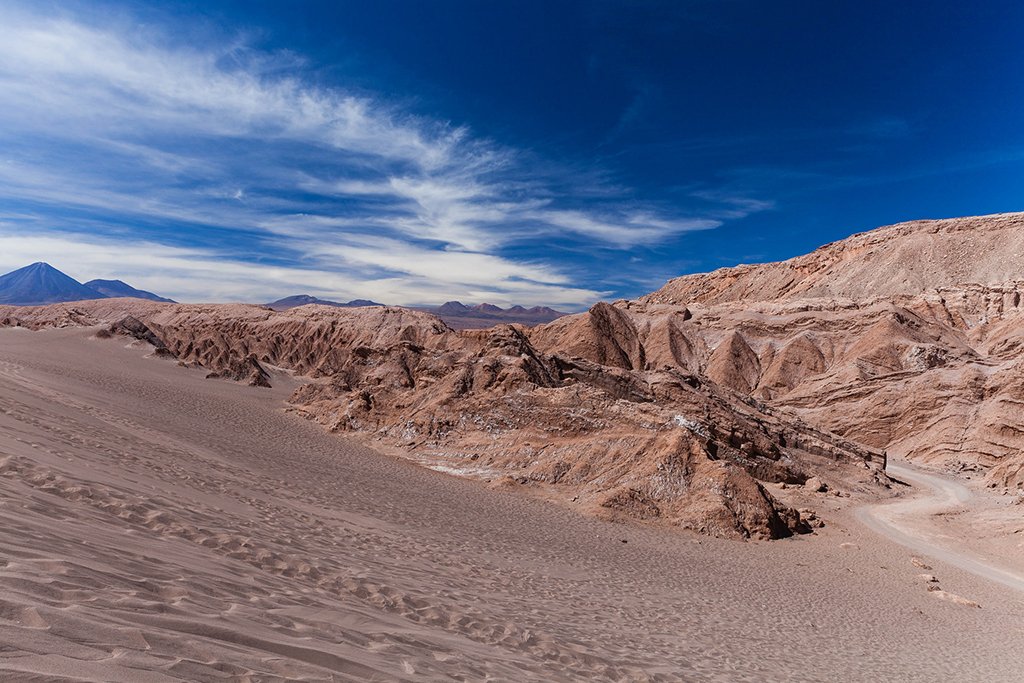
[415,301,565,329]
[265,294,384,311]
[0,263,176,306]
[0,263,567,329]
[267,295,566,328]
[83,278,175,303]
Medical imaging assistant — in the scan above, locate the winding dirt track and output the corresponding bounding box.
[857,461,1024,593]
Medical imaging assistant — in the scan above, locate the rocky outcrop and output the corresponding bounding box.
[531,301,646,370]
[40,212,1024,532]
[758,333,827,399]
[204,354,272,388]
[106,315,168,351]
[705,331,760,394]
[529,213,1024,491]
[0,298,885,540]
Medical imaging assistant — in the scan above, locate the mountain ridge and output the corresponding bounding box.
[267,294,567,329]
[0,262,177,306]
[0,262,111,306]
[85,278,176,303]
[412,301,566,329]
[265,294,384,311]
[647,211,1024,306]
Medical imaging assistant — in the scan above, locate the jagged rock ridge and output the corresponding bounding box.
[576,211,1024,490]
[0,299,885,540]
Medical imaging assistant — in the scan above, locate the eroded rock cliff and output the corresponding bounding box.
[0,298,885,539]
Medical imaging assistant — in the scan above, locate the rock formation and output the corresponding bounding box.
[545,212,1024,490]
[16,212,1023,537]
[0,298,884,540]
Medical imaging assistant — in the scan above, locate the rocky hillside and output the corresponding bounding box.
[22,212,1023,537]
[0,298,884,540]
[647,212,1024,305]
[537,212,1024,490]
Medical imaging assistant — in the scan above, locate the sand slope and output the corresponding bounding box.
[1,328,1024,681]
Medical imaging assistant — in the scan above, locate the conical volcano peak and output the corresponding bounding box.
[0,262,105,306]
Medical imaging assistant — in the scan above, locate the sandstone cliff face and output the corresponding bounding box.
[529,212,1024,491]
[0,298,885,540]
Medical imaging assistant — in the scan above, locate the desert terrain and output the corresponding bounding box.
[0,326,1023,681]
[3,213,1024,680]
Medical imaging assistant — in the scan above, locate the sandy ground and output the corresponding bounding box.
[1,328,1023,682]
[858,461,1024,592]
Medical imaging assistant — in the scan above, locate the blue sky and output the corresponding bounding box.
[1,1,1022,307]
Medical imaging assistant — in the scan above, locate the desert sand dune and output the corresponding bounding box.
[1,327,1024,681]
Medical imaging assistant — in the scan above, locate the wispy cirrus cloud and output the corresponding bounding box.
[0,230,602,307]
[0,3,764,307]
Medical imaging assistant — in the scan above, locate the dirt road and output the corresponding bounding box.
[858,460,1024,592]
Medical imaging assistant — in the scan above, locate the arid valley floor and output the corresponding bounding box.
[2,326,1023,681]
[5,214,1024,680]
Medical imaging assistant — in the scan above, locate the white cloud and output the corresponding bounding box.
[0,232,606,308]
[315,235,572,287]
[0,10,461,170]
[0,4,765,307]
[688,190,777,220]
[535,210,720,246]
